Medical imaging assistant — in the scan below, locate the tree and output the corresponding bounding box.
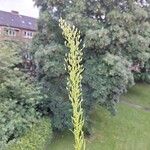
[32,0,150,131]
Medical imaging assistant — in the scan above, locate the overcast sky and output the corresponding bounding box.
[0,0,39,18]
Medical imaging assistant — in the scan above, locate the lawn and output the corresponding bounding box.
[121,83,150,108]
[48,83,150,150]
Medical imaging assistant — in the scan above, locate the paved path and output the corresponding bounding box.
[121,100,150,112]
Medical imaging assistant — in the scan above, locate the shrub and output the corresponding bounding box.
[0,41,44,149]
[7,118,52,150]
[134,59,150,83]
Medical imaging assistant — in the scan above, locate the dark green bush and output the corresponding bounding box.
[7,118,52,150]
[0,41,44,149]
[134,59,150,83]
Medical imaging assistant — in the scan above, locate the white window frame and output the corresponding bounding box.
[5,28,16,37]
[24,31,33,39]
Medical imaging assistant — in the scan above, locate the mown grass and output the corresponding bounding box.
[48,83,150,150]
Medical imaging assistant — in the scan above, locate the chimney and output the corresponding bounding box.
[11,10,19,15]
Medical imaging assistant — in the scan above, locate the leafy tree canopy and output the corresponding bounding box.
[32,0,150,131]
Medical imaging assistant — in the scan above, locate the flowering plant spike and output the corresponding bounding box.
[59,18,85,150]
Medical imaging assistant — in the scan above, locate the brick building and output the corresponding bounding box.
[0,10,37,43]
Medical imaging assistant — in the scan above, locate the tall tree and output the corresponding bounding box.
[32,0,149,131]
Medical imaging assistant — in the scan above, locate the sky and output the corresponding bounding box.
[0,0,39,18]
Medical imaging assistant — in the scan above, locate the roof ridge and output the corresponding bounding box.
[0,10,37,19]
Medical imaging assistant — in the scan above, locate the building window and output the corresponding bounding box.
[5,29,16,36]
[24,31,33,39]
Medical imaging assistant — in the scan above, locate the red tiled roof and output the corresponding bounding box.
[0,10,37,31]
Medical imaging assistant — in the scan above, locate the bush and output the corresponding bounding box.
[0,41,44,149]
[7,118,52,150]
[134,59,150,83]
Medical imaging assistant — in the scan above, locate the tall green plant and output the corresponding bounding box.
[59,18,85,150]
